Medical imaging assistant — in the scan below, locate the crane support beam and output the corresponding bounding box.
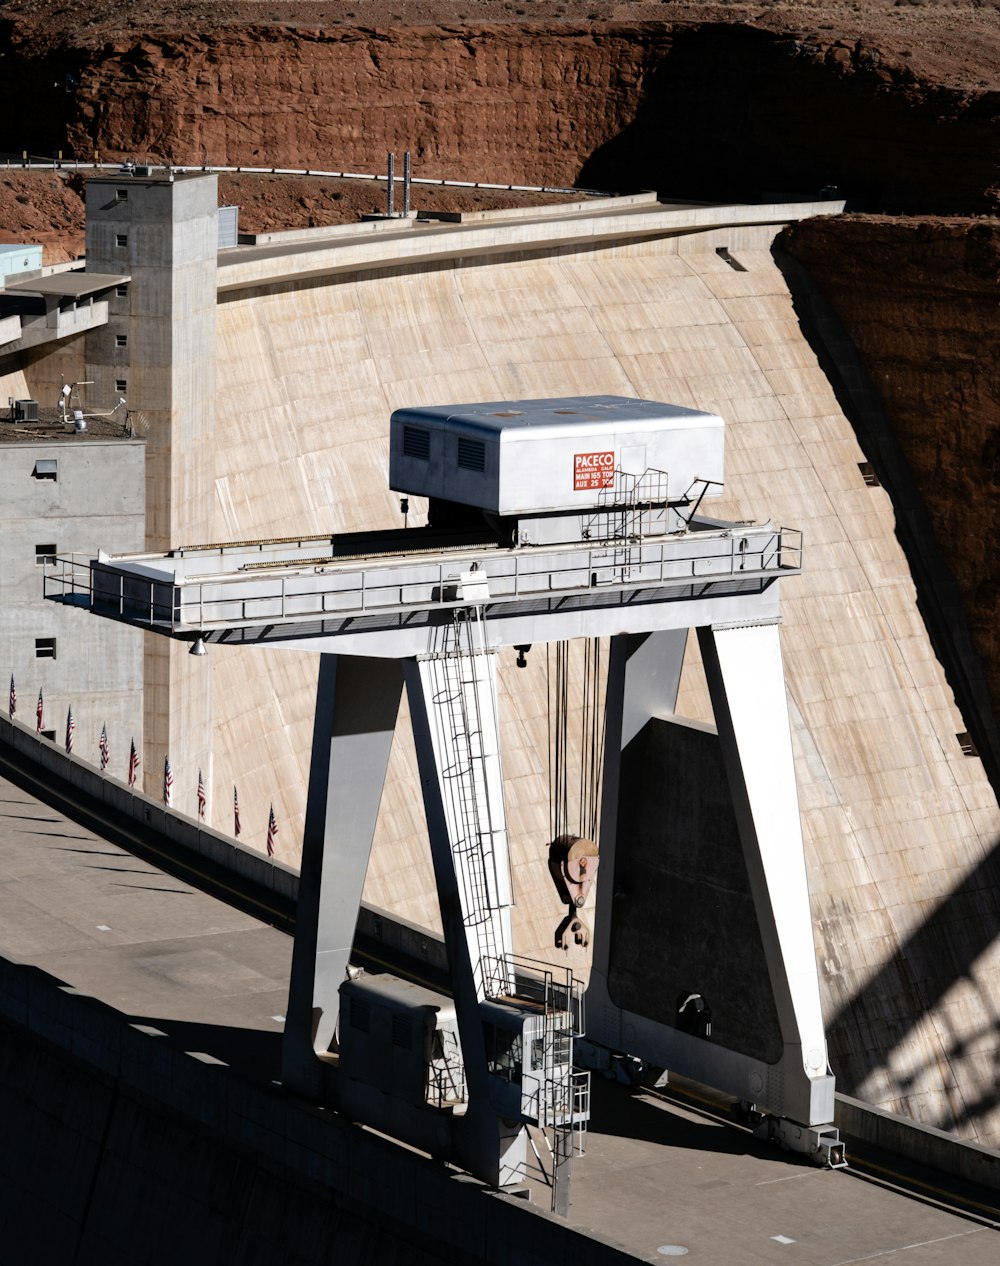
[283,653,403,1097]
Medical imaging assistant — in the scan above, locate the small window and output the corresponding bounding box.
[116,285,128,298]
[483,1021,522,1083]
[35,638,57,659]
[115,379,127,393]
[115,188,129,202]
[35,544,58,565]
[115,334,127,348]
[116,233,128,248]
[858,461,880,488]
[40,729,56,742]
[403,426,430,460]
[32,459,57,481]
[391,1014,411,1049]
[957,732,979,757]
[457,437,485,472]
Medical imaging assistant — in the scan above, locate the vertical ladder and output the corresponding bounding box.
[422,607,514,996]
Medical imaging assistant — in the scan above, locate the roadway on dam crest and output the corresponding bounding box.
[0,761,997,1263]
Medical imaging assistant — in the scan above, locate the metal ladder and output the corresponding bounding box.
[433,608,510,991]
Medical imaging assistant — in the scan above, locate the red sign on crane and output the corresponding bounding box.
[573,450,615,491]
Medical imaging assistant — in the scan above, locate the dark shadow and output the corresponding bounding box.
[109,883,193,895]
[773,248,1000,1134]
[825,841,1000,1133]
[29,831,101,840]
[124,1014,284,1082]
[89,864,163,875]
[54,847,129,856]
[576,25,992,215]
[0,955,284,1087]
[584,1076,761,1162]
[775,246,1000,794]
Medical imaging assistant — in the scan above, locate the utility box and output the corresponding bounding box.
[389,395,724,518]
[0,243,43,285]
[339,972,466,1111]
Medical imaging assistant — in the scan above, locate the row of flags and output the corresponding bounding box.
[10,673,279,857]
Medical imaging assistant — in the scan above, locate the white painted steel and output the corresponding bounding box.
[67,521,800,651]
[389,395,724,516]
[701,622,829,1075]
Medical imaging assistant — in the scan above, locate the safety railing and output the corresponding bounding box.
[44,525,802,634]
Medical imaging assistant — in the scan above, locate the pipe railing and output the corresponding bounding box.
[45,527,802,634]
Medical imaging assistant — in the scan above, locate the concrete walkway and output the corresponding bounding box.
[1,763,996,1263]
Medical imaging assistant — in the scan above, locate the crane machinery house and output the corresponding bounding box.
[389,395,725,546]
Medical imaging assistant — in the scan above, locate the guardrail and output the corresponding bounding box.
[2,155,613,198]
[46,527,802,634]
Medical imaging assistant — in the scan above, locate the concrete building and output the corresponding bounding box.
[0,411,144,768]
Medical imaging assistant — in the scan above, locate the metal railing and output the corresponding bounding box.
[45,526,802,634]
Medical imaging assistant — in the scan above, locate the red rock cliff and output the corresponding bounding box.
[4,19,1000,210]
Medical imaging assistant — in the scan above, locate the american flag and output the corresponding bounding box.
[163,756,173,807]
[65,706,75,754]
[99,723,109,772]
[8,674,15,719]
[128,737,140,787]
[35,688,43,734]
[197,769,206,821]
[233,785,241,838]
[266,803,278,858]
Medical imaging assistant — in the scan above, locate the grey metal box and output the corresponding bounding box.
[389,395,724,515]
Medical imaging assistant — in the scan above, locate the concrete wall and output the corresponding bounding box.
[0,433,145,770]
[0,966,636,1266]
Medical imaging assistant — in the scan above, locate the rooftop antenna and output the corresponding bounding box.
[386,151,395,219]
[403,150,411,217]
[58,381,127,432]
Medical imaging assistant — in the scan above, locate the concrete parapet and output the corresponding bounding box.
[419,191,660,224]
[836,1093,1000,1195]
[0,954,635,1265]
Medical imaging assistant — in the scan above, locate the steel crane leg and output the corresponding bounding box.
[282,653,403,1097]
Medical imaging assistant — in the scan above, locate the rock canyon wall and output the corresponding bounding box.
[3,18,1000,212]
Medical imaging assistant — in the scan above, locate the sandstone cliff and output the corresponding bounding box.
[3,17,1000,212]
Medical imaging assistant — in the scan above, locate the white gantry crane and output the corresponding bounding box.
[54,395,843,1209]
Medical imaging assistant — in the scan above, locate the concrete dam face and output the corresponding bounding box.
[181,208,999,1148]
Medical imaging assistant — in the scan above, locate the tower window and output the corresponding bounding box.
[32,459,57,481]
[115,379,127,393]
[116,233,128,248]
[35,544,58,565]
[116,285,128,298]
[115,188,129,201]
[116,334,127,348]
[35,638,57,659]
